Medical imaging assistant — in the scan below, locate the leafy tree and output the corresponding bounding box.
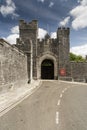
[70,52,86,62]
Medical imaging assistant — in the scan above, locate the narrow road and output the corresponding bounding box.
[0,81,87,130]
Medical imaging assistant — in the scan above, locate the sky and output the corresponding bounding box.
[0,0,87,57]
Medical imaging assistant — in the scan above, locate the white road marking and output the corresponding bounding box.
[56,111,59,124]
[57,99,61,106]
[56,87,68,126]
[60,94,63,98]
[62,90,65,93]
[64,88,67,92]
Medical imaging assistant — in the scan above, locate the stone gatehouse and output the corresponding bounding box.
[16,19,70,80]
[0,19,87,89]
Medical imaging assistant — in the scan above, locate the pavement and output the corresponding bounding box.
[0,80,87,130]
[59,80,87,85]
[0,80,41,117]
[0,80,86,116]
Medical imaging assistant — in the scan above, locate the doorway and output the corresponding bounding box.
[41,59,54,79]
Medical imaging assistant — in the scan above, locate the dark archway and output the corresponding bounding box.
[41,59,54,79]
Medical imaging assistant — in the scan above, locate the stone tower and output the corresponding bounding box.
[16,20,38,80]
[57,27,70,76]
[16,20,70,80]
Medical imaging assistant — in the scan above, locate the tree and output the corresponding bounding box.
[70,53,86,62]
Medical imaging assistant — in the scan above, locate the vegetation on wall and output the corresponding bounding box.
[70,52,86,62]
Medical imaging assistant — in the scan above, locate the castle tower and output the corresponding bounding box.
[17,20,38,80]
[16,19,71,80]
[57,27,70,76]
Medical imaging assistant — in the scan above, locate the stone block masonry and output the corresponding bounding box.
[0,19,87,85]
[16,19,87,81]
[71,62,87,82]
[0,39,28,91]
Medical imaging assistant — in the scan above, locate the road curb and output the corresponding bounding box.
[0,80,42,117]
[59,80,87,86]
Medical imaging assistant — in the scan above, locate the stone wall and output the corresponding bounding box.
[0,39,28,91]
[58,27,70,69]
[15,19,87,82]
[17,20,38,79]
[37,38,58,57]
[71,62,87,82]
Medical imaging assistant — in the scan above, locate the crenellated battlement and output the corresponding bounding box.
[57,27,70,35]
[58,27,70,30]
[37,37,57,44]
[17,19,70,80]
[19,19,38,30]
[0,19,87,84]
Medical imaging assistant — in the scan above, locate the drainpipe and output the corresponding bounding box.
[71,62,74,82]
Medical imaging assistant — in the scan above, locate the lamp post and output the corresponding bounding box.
[30,39,33,83]
[0,55,6,85]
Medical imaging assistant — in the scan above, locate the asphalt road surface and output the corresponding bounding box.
[0,81,87,130]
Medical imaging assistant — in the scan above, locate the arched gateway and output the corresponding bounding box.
[41,59,54,79]
[37,54,58,80]
[16,20,70,80]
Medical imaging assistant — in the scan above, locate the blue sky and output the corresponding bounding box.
[0,0,87,57]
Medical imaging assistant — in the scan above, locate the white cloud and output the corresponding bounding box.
[4,34,19,44]
[60,0,68,2]
[59,16,70,26]
[70,44,87,57]
[5,27,57,44]
[4,27,48,44]
[38,28,47,39]
[49,2,54,8]
[79,0,87,5]
[38,28,57,39]
[0,0,19,18]
[51,32,57,39]
[3,25,19,44]
[70,0,87,30]
[11,26,19,34]
[37,0,45,3]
